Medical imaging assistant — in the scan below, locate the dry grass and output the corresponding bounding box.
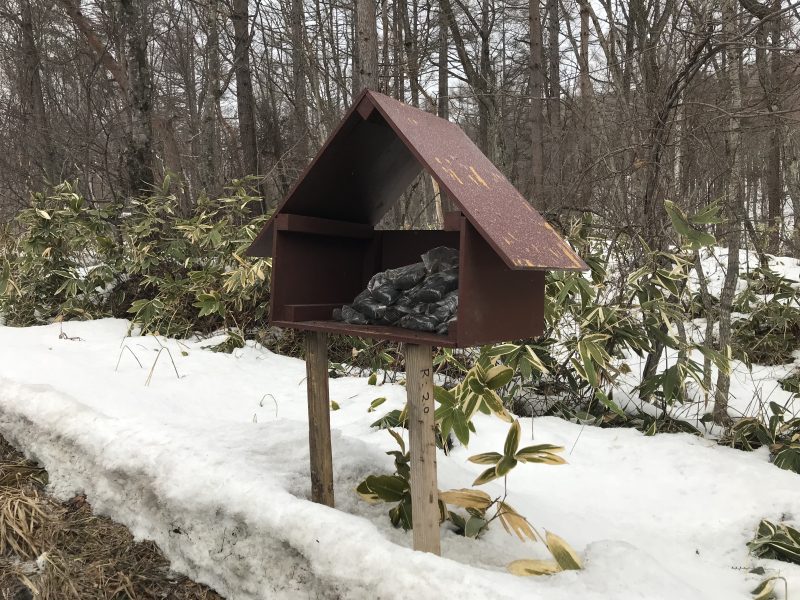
[0,436,225,600]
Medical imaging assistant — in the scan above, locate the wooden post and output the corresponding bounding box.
[405,343,441,555]
[305,331,334,507]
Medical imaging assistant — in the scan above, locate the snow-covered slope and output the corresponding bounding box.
[0,319,798,599]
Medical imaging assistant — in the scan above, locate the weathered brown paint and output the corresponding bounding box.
[247,89,587,273]
[378,230,460,270]
[268,211,550,347]
[241,90,587,559]
[273,318,458,347]
[457,217,545,346]
[305,331,334,507]
[250,88,586,348]
[406,343,441,555]
[366,91,586,272]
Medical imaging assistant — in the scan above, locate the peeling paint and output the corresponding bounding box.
[258,89,588,273]
[468,166,490,189]
[444,168,464,185]
[561,246,584,269]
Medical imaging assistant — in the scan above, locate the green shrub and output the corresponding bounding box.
[0,179,271,341]
[122,180,271,337]
[732,267,800,366]
[749,519,800,565]
[722,401,800,473]
[0,182,122,324]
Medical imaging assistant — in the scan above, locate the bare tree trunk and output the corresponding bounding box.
[262,49,291,195]
[546,0,560,204]
[181,13,200,204]
[381,0,390,94]
[56,0,141,199]
[578,0,592,208]
[57,0,129,89]
[392,0,405,99]
[19,0,56,183]
[529,0,545,208]
[765,124,782,254]
[440,0,497,159]
[200,0,221,198]
[355,0,379,92]
[231,0,262,210]
[739,0,783,254]
[397,0,420,106]
[120,0,154,195]
[714,0,744,426]
[154,116,189,208]
[436,5,456,216]
[413,0,437,232]
[383,0,405,228]
[714,231,741,426]
[292,0,309,163]
[766,5,782,253]
[478,0,496,160]
[787,134,800,257]
[438,3,449,121]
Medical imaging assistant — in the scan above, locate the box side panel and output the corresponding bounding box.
[271,231,370,322]
[272,319,457,347]
[282,116,421,225]
[457,220,544,347]
[379,231,460,270]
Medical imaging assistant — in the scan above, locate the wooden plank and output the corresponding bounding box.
[405,343,441,555]
[458,220,545,346]
[275,213,374,238]
[305,331,334,507]
[271,231,368,321]
[442,211,463,232]
[272,319,457,347]
[356,96,376,119]
[378,230,460,270]
[285,303,340,321]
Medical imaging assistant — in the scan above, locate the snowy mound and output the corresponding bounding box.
[0,319,798,599]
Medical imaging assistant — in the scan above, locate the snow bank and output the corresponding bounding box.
[0,319,798,599]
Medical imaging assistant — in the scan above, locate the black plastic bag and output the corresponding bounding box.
[386,262,427,290]
[422,246,459,273]
[339,305,368,325]
[407,269,458,303]
[333,247,460,335]
[430,291,458,323]
[352,295,386,321]
[436,318,456,335]
[371,283,401,305]
[369,262,427,293]
[398,313,439,332]
[383,304,414,325]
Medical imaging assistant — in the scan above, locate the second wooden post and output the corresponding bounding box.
[305,331,334,507]
[405,343,441,555]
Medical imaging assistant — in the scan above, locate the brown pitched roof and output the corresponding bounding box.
[247,89,587,271]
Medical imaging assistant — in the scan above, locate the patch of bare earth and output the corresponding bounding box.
[0,435,224,600]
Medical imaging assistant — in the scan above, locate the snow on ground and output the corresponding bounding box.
[0,319,799,599]
[614,344,800,426]
[607,247,800,425]
[691,247,800,299]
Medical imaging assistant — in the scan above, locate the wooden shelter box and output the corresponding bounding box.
[248,90,586,347]
[246,90,587,555]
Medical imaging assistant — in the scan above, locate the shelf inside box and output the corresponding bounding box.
[284,303,342,321]
[275,214,374,238]
[271,319,457,347]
